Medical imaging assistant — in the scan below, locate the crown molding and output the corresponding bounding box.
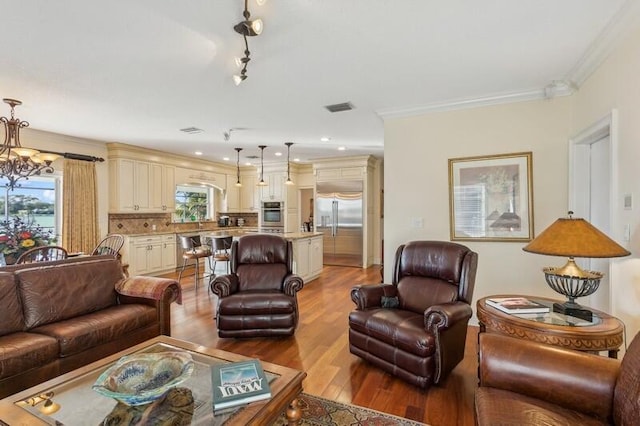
[378,0,639,120]
[565,0,640,86]
[376,88,549,119]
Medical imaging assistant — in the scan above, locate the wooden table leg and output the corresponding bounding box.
[285,398,302,425]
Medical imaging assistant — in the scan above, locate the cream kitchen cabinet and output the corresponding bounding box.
[122,234,176,276]
[260,172,285,201]
[292,234,323,282]
[240,174,260,212]
[109,159,175,213]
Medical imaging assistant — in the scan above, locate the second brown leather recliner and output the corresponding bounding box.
[209,234,304,338]
[349,240,478,388]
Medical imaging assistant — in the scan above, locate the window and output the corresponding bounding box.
[0,177,59,236]
[175,185,212,222]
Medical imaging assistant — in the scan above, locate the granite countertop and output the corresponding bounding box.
[121,229,322,240]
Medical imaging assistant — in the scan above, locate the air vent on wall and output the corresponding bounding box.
[324,102,355,113]
[179,127,204,134]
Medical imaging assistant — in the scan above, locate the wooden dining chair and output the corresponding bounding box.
[91,234,125,259]
[16,245,68,264]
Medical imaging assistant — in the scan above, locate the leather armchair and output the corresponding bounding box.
[210,234,304,338]
[349,240,478,388]
[476,332,640,425]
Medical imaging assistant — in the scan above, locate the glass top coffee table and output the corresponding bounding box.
[0,336,305,425]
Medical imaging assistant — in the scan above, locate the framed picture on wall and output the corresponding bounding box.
[448,152,534,242]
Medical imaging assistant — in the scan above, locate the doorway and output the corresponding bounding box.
[569,111,617,312]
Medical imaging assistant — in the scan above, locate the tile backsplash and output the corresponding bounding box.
[108,212,258,235]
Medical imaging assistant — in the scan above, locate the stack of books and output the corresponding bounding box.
[486,297,550,314]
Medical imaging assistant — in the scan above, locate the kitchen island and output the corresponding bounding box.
[203,230,323,283]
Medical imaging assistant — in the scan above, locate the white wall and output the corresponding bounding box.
[384,98,574,325]
[21,128,110,237]
[570,23,640,342]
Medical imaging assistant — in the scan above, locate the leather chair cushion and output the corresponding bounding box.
[218,291,296,315]
[396,277,457,314]
[614,328,640,424]
[475,387,607,426]
[236,264,288,292]
[0,272,24,336]
[397,241,467,283]
[349,309,435,357]
[236,235,288,264]
[30,304,157,357]
[17,259,123,329]
[0,332,59,379]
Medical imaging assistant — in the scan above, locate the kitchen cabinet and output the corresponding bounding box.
[240,174,260,212]
[109,159,175,213]
[292,235,323,282]
[122,234,176,277]
[260,172,285,201]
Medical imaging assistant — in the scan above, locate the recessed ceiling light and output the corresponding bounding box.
[320,137,330,142]
[194,151,203,156]
[338,146,346,151]
[294,158,300,162]
[223,156,230,161]
[245,162,252,166]
[275,152,282,156]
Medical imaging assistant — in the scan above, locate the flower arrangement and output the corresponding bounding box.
[0,216,56,263]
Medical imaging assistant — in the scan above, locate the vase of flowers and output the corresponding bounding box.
[0,216,56,264]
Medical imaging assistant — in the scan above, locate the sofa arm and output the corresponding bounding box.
[283,274,304,296]
[350,284,397,310]
[116,276,181,305]
[210,274,239,298]
[479,333,620,420]
[115,276,181,336]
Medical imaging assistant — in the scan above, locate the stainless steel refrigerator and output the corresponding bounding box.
[315,180,363,267]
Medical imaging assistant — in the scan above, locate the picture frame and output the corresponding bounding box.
[448,151,534,242]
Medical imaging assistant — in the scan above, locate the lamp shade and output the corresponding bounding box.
[522,217,630,258]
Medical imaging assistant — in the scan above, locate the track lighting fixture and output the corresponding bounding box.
[233,0,265,85]
[285,142,294,185]
[257,145,268,186]
[234,147,242,187]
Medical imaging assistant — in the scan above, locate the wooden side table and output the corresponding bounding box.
[477,295,624,358]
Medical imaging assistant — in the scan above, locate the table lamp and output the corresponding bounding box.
[522,211,630,321]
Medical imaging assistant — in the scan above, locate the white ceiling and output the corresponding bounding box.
[0,0,632,165]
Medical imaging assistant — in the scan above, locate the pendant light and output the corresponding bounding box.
[234,147,242,187]
[285,142,294,185]
[257,145,268,186]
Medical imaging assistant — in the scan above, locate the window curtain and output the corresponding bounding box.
[62,159,99,254]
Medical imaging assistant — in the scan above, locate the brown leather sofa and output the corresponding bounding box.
[0,255,180,398]
[210,234,304,338]
[349,240,478,388]
[476,332,640,425]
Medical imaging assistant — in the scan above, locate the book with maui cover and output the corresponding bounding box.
[211,359,271,411]
[486,297,550,314]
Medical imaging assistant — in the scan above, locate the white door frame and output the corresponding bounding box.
[568,109,618,312]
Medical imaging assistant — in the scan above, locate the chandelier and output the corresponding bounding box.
[233,0,266,85]
[0,98,60,190]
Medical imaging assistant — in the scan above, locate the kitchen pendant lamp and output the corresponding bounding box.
[234,147,242,187]
[257,145,268,186]
[285,142,294,185]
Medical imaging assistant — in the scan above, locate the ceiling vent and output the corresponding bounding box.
[324,102,355,113]
[179,127,204,134]
[245,155,259,159]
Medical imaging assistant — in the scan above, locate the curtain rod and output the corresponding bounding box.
[42,150,105,163]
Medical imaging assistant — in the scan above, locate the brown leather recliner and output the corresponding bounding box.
[210,234,304,338]
[349,240,478,388]
[476,332,640,425]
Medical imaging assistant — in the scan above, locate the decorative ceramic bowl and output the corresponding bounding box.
[92,352,194,406]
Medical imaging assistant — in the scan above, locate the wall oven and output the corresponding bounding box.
[260,201,285,231]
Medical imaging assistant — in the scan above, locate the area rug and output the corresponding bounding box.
[272,393,428,426]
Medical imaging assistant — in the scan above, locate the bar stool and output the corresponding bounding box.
[177,235,212,291]
[210,236,232,275]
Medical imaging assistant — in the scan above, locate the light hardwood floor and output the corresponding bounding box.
[162,264,478,426]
